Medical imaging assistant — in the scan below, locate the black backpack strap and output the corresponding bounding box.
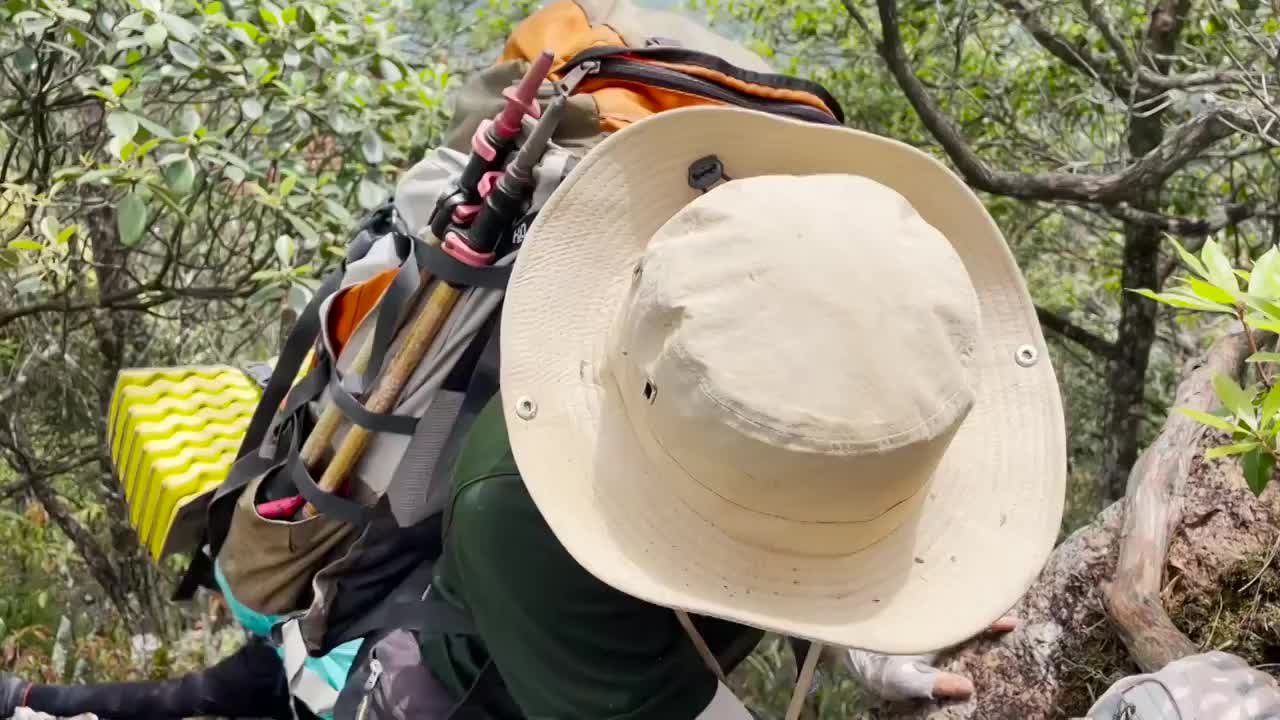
[434,309,502,533]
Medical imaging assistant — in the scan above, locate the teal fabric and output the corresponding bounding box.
[213,561,363,720]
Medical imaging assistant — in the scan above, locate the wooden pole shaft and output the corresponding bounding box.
[301,281,463,517]
[298,271,433,471]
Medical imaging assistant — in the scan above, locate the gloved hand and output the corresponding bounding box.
[840,616,1018,702]
[0,674,31,719]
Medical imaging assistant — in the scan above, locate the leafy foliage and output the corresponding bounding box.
[1138,238,1280,495]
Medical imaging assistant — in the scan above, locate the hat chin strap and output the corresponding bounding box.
[678,609,823,720]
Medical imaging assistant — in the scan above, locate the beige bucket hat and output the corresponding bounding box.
[499,105,1066,654]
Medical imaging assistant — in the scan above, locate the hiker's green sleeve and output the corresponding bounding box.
[446,474,728,719]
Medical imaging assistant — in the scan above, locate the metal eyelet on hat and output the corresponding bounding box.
[1015,345,1039,367]
[515,396,538,420]
[688,155,731,193]
[642,381,658,405]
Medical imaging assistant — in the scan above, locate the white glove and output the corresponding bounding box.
[840,617,1019,702]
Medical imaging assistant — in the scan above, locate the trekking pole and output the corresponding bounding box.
[297,53,566,519]
[294,52,556,475]
[298,272,430,470]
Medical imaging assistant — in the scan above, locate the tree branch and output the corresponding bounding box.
[996,0,1129,97]
[856,0,1247,205]
[1037,305,1118,358]
[1081,0,1135,74]
[1102,331,1253,671]
[1103,202,1274,236]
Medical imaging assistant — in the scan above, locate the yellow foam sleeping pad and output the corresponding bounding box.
[106,356,310,561]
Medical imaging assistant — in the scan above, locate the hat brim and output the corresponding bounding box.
[499,106,1065,654]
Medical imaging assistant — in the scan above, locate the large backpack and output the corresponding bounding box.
[173,2,843,718]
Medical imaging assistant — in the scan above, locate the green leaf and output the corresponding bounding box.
[204,1,222,14]
[1247,318,1280,334]
[168,40,200,68]
[1250,247,1280,299]
[1206,441,1260,459]
[227,20,258,40]
[259,5,279,25]
[116,12,146,31]
[14,276,43,294]
[279,173,297,196]
[117,192,147,246]
[1187,278,1237,305]
[241,97,263,119]
[275,234,295,265]
[106,111,138,140]
[244,57,269,79]
[1213,372,1256,428]
[1261,383,1280,426]
[378,57,402,83]
[281,6,296,23]
[110,77,132,96]
[163,155,195,195]
[179,108,201,134]
[14,45,37,73]
[1201,238,1239,294]
[133,114,173,139]
[287,282,311,314]
[1242,294,1280,319]
[1130,288,1234,313]
[1248,352,1280,364]
[1265,17,1278,33]
[159,12,196,42]
[39,216,61,243]
[7,239,43,251]
[55,7,91,23]
[361,131,383,163]
[1178,406,1240,433]
[144,22,168,49]
[357,178,385,209]
[283,211,318,244]
[1242,447,1275,496]
[57,225,76,243]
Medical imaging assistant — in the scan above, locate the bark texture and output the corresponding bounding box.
[861,334,1280,720]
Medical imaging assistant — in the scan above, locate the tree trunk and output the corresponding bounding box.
[84,203,166,635]
[1101,0,1193,501]
[864,333,1280,720]
[1101,226,1161,500]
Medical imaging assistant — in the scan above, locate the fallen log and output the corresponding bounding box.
[867,333,1280,720]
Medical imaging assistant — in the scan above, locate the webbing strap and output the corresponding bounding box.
[346,233,425,396]
[281,618,340,716]
[328,371,420,436]
[431,313,502,532]
[235,270,341,467]
[338,591,476,643]
[419,240,511,289]
[284,419,372,528]
[385,389,464,525]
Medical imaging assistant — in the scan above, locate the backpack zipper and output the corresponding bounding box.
[566,55,839,125]
[354,658,384,720]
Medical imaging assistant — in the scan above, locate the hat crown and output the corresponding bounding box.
[608,173,982,554]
